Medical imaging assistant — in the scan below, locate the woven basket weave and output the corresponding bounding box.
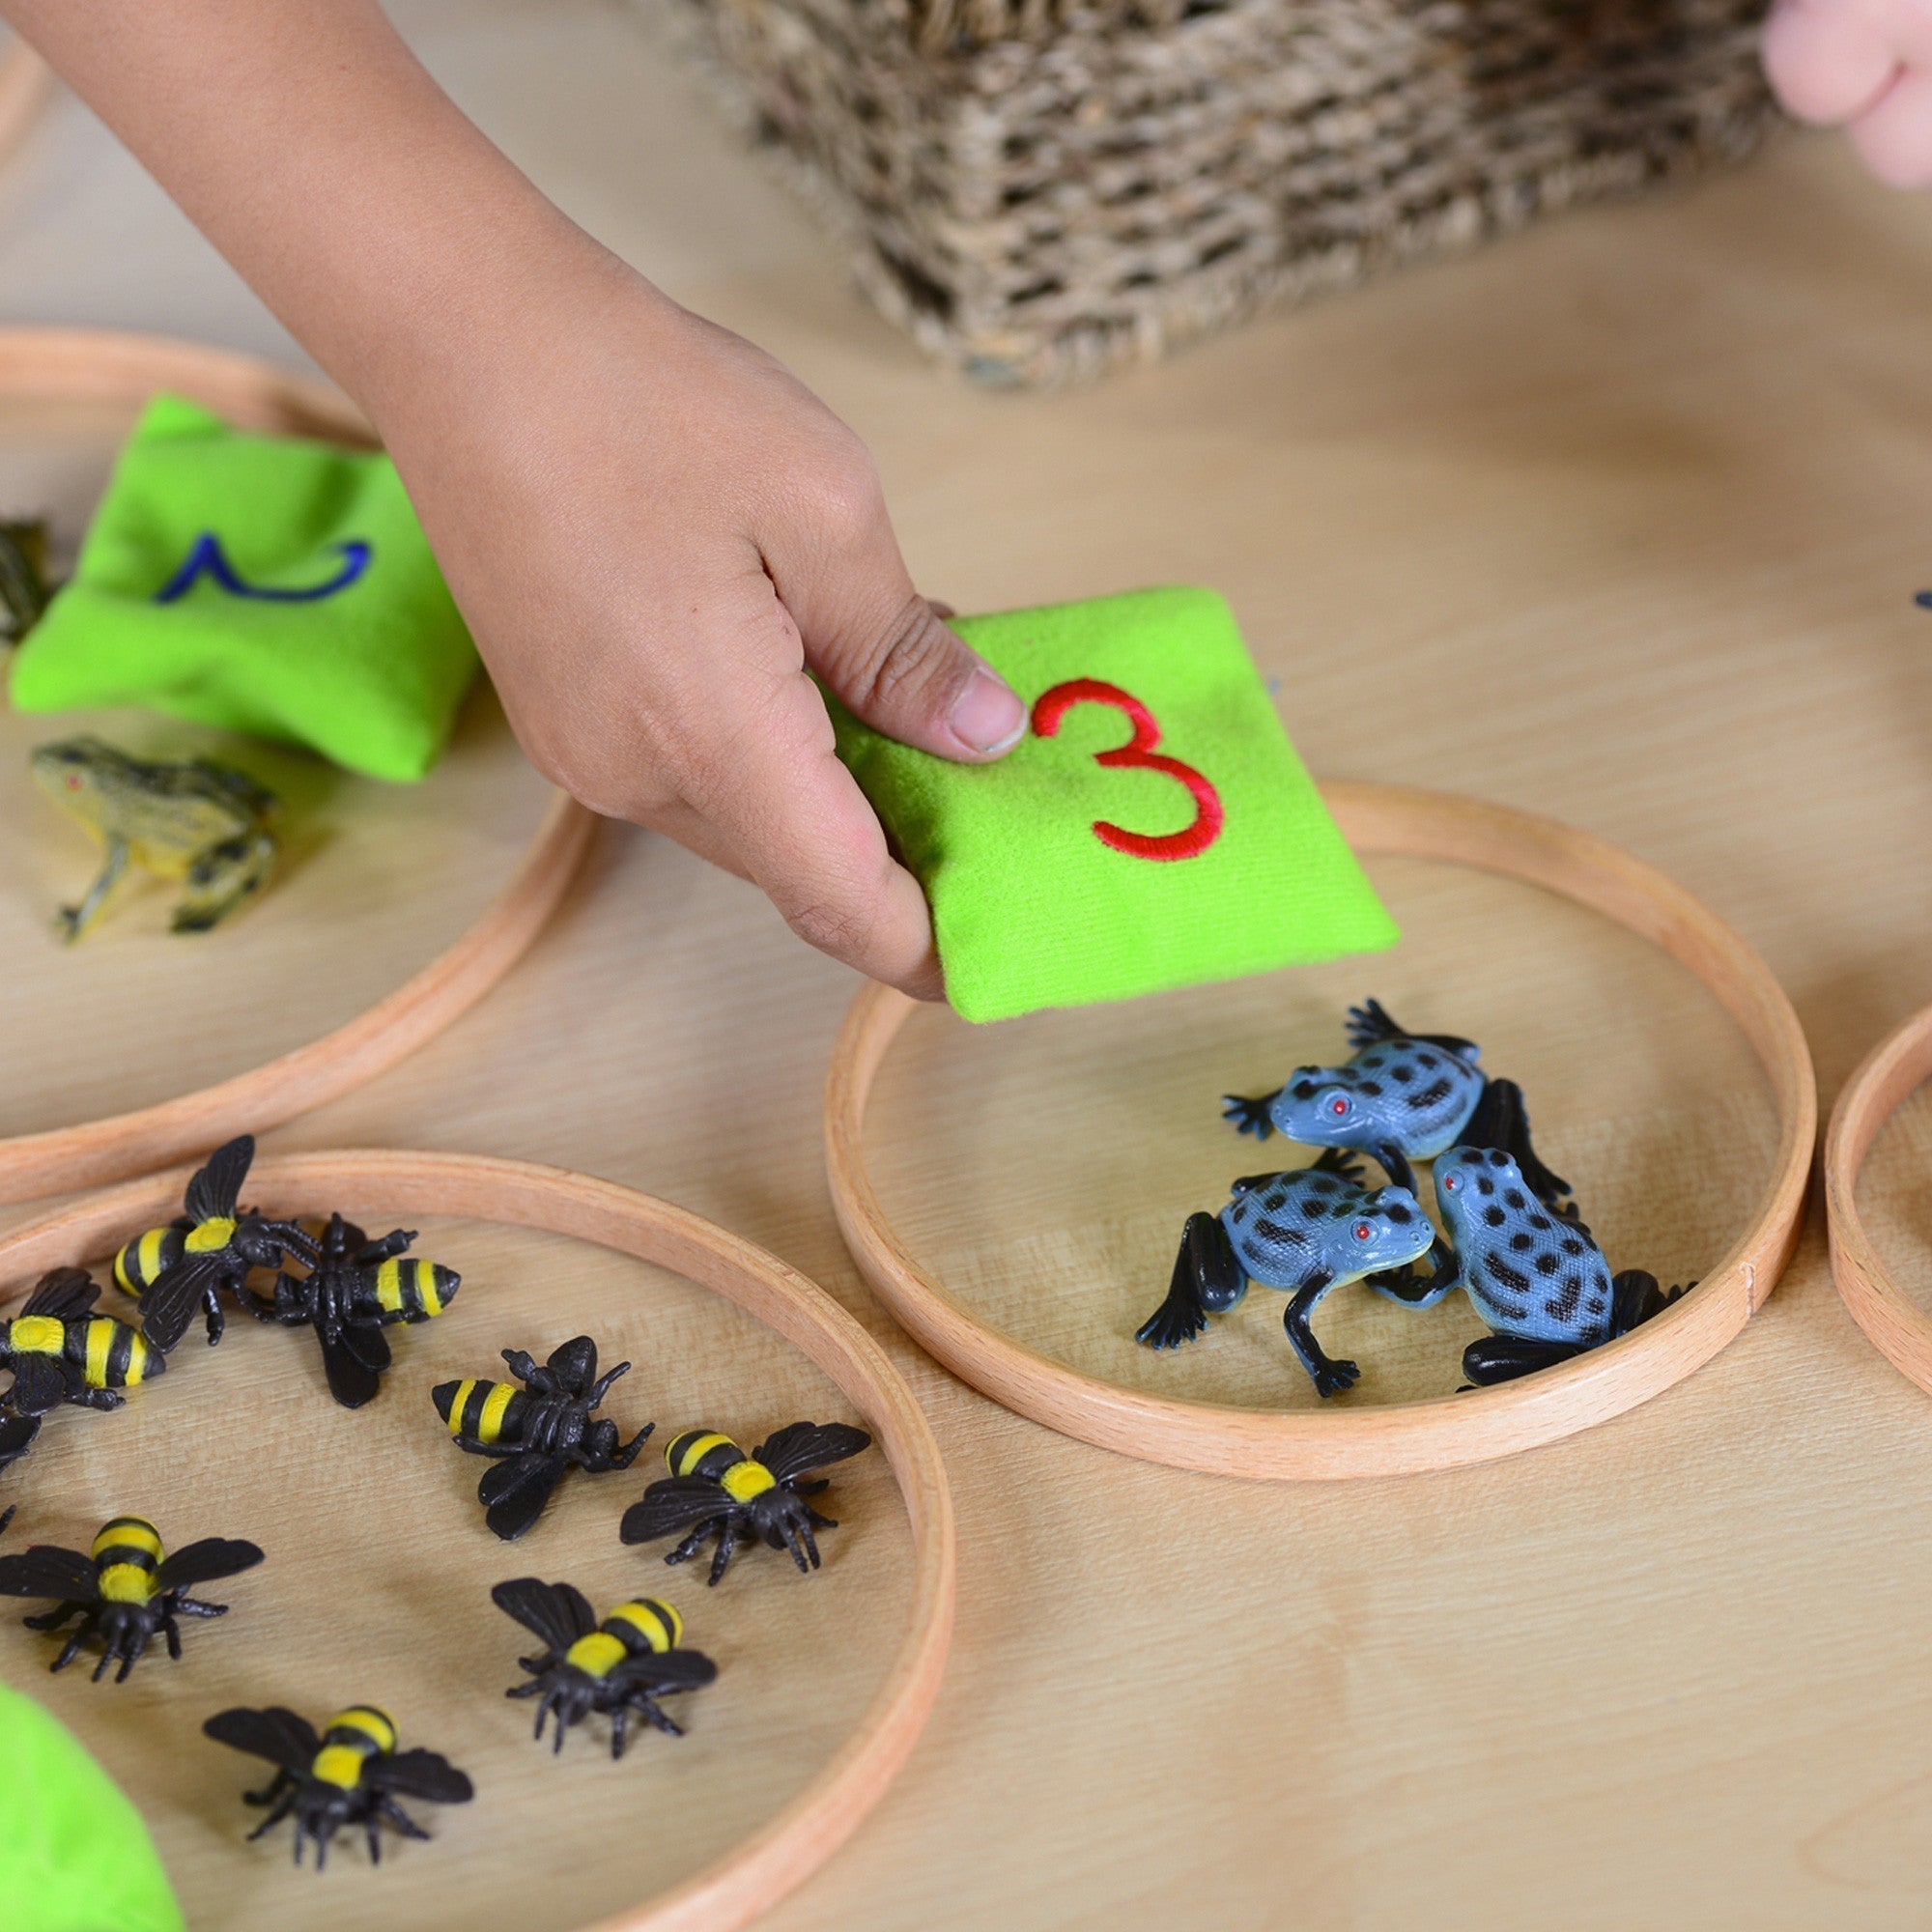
[645,0,1777,385]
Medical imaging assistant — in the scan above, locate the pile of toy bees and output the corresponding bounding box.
[1135,1000,1689,1398]
[0,1135,872,1871]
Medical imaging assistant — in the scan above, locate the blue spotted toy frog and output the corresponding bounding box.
[1221,1000,1571,1209]
[1134,1150,1436,1396]
[1398,1145,1685,1384]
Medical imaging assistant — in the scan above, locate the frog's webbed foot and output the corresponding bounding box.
[1280,1276,1356,1396]
[1462,1335,1585,1385]
[1221,1092,1280,1141]
[1136,1213,1246,1349]
[1609,1270,1688,1337]
[1346,1000,1479,1061]
[1368,1247,1463,1308]
[1458,1078,1573,1212]
[1308,1147,1366,1184]
[172,829,275,933]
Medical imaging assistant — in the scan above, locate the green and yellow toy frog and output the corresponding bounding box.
[30,735,278,940]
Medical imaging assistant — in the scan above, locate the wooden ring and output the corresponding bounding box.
[0,43,54,178]
[0,1148,955,1932]
[826,779,1816,1480]
[1825,1001,1932,1390]
[0,326,597,1204]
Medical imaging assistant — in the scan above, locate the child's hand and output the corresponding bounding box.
[375,265,1024,1004]
[1765,0,1932,184]
[3,0,1027,1002]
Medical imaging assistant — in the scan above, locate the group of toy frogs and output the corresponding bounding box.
[1134,1000,1688,1397]
[0,1136,873,1871]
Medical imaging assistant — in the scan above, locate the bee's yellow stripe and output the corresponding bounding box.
[184,1215,236,1255]
[413,1262,444,1318]
[608,1599,679,1652]
[328,1706,396,1753]
[85,1319,114,1388]
[564,1632,627,1680]
[97,1562,154,1605]
[374,1258,405,1313]
[92,1518,162,1561]
[670,1431,732,1478]
[476,1382,514,1444]
[11,1316,63,1354]
[123,1333,149,1387]
[445,1378,476,1435]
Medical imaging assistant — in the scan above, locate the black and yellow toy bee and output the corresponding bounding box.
[0,1513,262,1682]
[432,1336,654,1542]
[619,1423,873,1584]
[114,1134,317,1351]
[242,1212,460,1408]
[492,1577,717,1757]
[0,1266,166,1474]
[203,1703,473,1869]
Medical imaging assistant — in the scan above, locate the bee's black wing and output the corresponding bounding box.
[155,1537,265,1592]
[137,1257,221,1353]
[753,1422,873,1485]
[7,1354,68,1416]
[479,1452,567,1541]
[0,1410,41,1469]
[544,1335,598,1394]
[619,1476,729,1546]
[19,1267,98,1321]
[203,1705,319,1773]
[320,1329,384,1409]
[490,1576,596,1652]
[342,1322,392,1372]
[185,1135,254,1223]
[611,1647,719,1693]
[364,1748,473,1805]
[0,1543,96,1601]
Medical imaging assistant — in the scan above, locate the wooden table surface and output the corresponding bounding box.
[9,6,1932,1928]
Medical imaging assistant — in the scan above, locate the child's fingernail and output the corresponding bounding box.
[949,669,1026,753]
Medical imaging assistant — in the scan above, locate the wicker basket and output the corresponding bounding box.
[643,0,1778,384]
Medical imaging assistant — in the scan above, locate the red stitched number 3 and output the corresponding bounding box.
[1030,678,1224,863]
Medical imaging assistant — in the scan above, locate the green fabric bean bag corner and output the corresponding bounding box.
[0,1679,185,1932]
[831,584,1398,1021]
[9,392,478,781]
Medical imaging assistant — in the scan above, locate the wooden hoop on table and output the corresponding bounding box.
[0,1149,956,1932]
[826,780,1816,1481]
[0,43,54,177]
[1825,1002,1932,1392]
[0,327,597,1204]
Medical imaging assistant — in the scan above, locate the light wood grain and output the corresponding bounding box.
[0,42,53,178]
[0,1150,954,1932]
[10,18,1932,1924]
[0,329,597,1202]
[827,781,1814,1478]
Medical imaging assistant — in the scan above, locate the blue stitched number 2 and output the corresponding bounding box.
[154,531,372,605]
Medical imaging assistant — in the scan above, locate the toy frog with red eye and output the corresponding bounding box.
[1135,1150,1436,1396]
[1221,999,1572,1210]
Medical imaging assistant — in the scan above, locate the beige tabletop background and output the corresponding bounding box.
[8,4,1932,1928]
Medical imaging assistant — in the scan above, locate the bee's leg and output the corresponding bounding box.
[791,1509,823,1572]
[65,1387,124,1413]
[172,1593,228,1619]
[379,1797,430,1840]
[56,837,128,943]
[202,1286,226,1347]
[611,1423,655,1469]
[162,1613,183,1660]
[1281,1275,1360,1399]
[639,1695,682,1738]
[117,1623,154,1681]
[92,1641,119,1683]
[51,1618,95,1672]
[244,1781,297,1830]
[365,1813,383,1865]
[610,1702,629,1760]
[666,1524,713,1567]
[802,1504,838,1530]
[453,1437,523,1459]
[23,1599,83,1632]
[707,1520,739,1586]
[500,1349,551,1389]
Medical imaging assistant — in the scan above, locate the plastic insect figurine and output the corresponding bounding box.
[114,1134,317,1351]
[492,1577,718,1757]
[1396,1146,1686,1384]
[0,1514,263,1682]
[1134,1150,1438,1396]
[31,736,279,941]
[433,1336,653,1541]
[1222,1000,1571,1209]
[203,1703,473,1868]
[620,1423,873,1584]
[0,1266,166,1475]
[241,1213,459,1408]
